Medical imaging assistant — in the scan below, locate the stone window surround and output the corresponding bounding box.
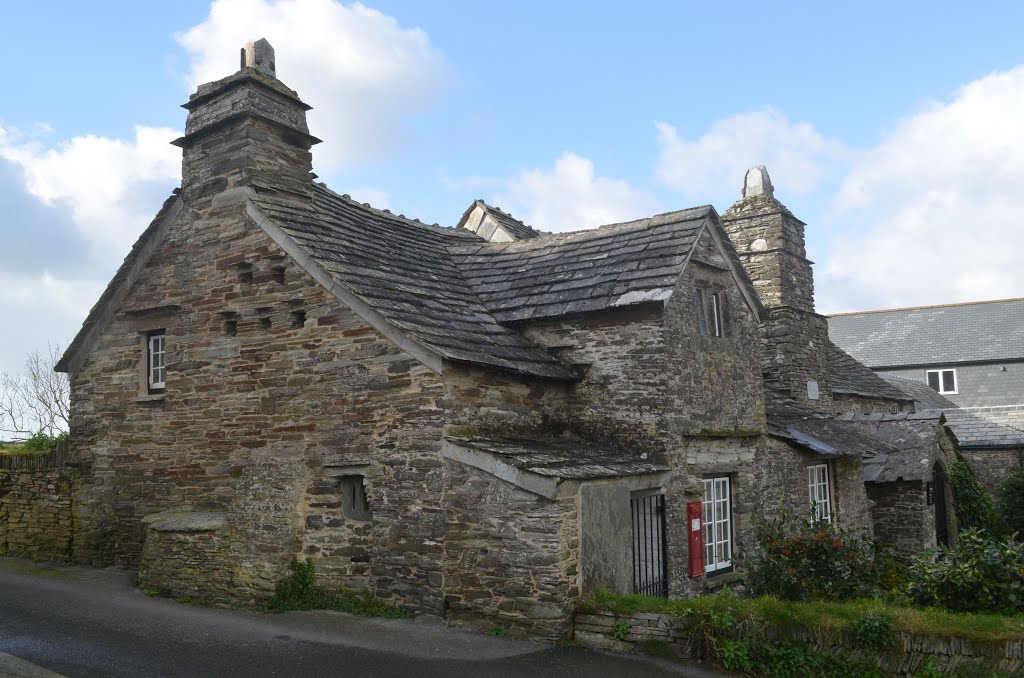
[125,310,176,401]
[694,282,728,338]
[926,368,958,395]
[702,473,733,576]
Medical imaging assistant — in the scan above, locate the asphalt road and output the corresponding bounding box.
[0,558,728,678]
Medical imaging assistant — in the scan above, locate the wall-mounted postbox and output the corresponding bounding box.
[687,501,704,577]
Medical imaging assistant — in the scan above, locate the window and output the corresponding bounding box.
[807,464,832,524]
[147,330,166,392]
[340,476,372,521]
[702,475,732,574]
[926,369,957,395]
[711,292,724,337]
[695,289,708,335]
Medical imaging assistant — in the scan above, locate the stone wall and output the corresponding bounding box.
[442,462,579,640]
[754,438,872,535]
[867,480,932,556]
[69,199,449,610]
[137,512,236,606]
[574,610,1024,676]
[0,444,77,561]
[961,448,1022,497]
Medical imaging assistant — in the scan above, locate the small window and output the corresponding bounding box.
[807,464,832,524]
[260,317,272,330]
[148,330,166,393]
[695,289,708,335]
[340,476,372,521]
[225,319,238,336]
[702,475,732,574]
[926,369,957,395]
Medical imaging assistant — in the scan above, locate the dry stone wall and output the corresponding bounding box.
[0,446,77,560]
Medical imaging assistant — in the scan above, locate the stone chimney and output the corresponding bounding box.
[721,167,832,407]
[172,39,320,204]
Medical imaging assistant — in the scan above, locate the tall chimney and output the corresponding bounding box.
[721,167,832,407]
[172,39,320,205]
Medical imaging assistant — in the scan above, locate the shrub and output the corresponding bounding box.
[948,462,1003,535]
[264,559,408,618]
[746,515,882,601]
[848,614,895,651]
[997,468,1024,537]
[905,529,1024,614]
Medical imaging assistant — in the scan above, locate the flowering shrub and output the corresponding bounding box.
[746,515,886,601]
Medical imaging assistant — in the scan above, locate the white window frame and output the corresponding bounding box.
[807,463,832,524]
[702,475,732,574]
[925,368,958,395]
[148,331,166,392]
[712,292,724,337]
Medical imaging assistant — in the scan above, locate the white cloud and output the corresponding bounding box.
[176,0,447,170]
[820,66,1024,311]
[655,109,844,202]
[501,152,659,232]
[0,125,180,256]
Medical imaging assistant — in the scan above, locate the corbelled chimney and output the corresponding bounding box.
[172,39,320,204]
[722,167,832,408]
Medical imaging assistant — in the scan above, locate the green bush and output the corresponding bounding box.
[746,515,883,601]
[905,529,1024,614]
[848,614,895,650]
[264,559,408,618]
[948,462,1003,535]
[997,468,1024,537]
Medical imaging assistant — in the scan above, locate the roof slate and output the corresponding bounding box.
[943,407,1024,449]
[840,413,945,483]
[829,342,908,401]
[828,298,1024,368]
[880,375,959,411]
[449,207,712,323]
[767,395,896,458]
[444,435,669,479]
[251,186,577,380]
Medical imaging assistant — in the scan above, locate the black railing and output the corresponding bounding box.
[631,492,668,597]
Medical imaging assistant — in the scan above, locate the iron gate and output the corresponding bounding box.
[631,491,668,597]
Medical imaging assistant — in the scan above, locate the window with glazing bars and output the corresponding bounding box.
[807,464,832,523]
[702,475,732,574]
[148,331,166,392]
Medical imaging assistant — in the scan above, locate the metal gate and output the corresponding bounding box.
[631,491,668,597]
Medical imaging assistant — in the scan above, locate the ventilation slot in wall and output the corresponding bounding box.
[236,263,254,285]
[273,266,286,284]
[291,310,306,328]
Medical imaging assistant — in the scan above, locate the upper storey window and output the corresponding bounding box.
[695,289,725,337]
[926,369,957,395]
[148,330,166,392]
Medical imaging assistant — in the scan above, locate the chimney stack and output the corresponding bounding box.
[172,39,320,205]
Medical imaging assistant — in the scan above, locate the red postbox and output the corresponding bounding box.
[687,501,704,577]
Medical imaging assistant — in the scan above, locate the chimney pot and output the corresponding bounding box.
[242,38,277,79]
[742,165,774,199]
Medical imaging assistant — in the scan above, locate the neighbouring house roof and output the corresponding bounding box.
[837,411,946,483]
[828,298,1024,368]
[456,200,541,241]
[880,375,959,411]
[767,396,896,458]
[828,342,909,401]
[449,206,764,324]
[942,406,1024,449]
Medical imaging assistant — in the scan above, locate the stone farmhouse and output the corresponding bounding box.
[13,40,967,638]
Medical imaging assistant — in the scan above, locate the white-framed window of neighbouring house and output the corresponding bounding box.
[703,474,732,574]
[148,330,166,393]
[807,463,832,524]
[925,368,957,395]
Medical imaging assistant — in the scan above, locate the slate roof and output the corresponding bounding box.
[880,375,959,411]
[250,186,577,380]
[767,395,895,458]
[449,207,714,323]
[828,298,1024,368]
[444,435,669,479]
[829,342,908,401]
[943,407,1024,449]
[837,411,945,483]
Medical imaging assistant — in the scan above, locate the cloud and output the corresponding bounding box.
[500,152,659,232]
[820,66,1024,311]
[0,124,180,259]
[176,0,447,170]
[655,110,844,204]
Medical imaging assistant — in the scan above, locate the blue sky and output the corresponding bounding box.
[2,0,1023,375]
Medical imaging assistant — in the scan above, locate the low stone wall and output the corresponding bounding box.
[574,610,1024,676]
[138,511,238,606]
[0,443,77,560]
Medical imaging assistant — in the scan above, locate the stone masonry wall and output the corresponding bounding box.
[69,196,448,610]
[0,446,78,561]
[867,480,932,557]
[442,462,579,640]
[962,448,1023,497]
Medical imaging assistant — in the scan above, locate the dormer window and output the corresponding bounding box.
[148,330,166,392]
